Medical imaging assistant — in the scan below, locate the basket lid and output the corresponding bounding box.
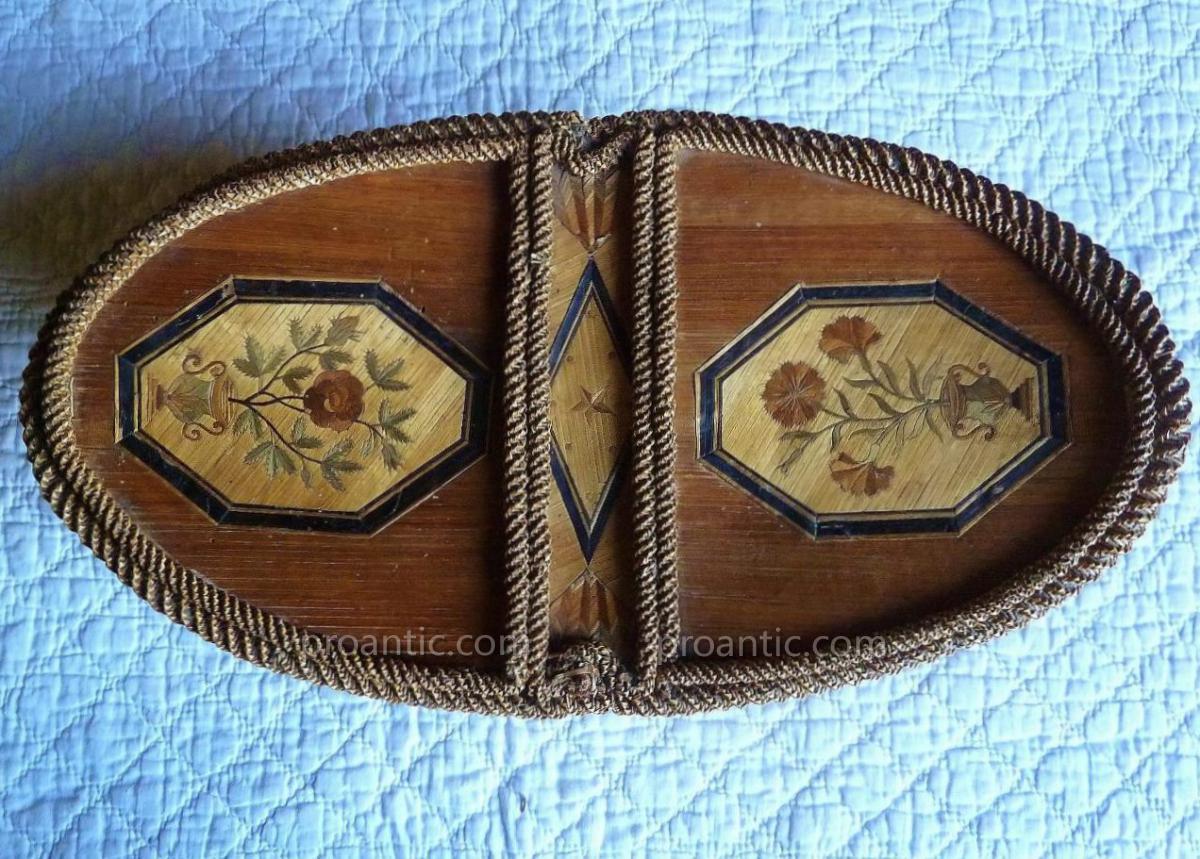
[21,112,1190,715]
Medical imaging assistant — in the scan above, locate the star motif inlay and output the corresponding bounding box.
[547,259,631,561]
[572,386,617,421]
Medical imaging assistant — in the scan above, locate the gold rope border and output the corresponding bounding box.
[20,111,1192,716]
[20,112,580,716]
[607,112,1192,713]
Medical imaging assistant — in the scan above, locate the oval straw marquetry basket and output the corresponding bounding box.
[20,112,1191,716]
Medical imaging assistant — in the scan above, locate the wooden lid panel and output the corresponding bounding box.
[671,151,1127,648]
[21,113,1187,714]
[71,163,509,661]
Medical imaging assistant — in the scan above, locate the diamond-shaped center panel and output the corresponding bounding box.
[117,278,491,533]
[549,260,631,560]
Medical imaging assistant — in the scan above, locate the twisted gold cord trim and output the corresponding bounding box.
[20,111,1191,716]
[627,132,666,684]
[500,138,534,687]
[523,130,555,685]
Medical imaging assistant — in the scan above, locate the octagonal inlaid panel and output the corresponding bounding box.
[696,281,1068,537]
[117,278,491,533]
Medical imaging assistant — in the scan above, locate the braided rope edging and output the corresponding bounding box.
[20,112,583,717]
[619,113,1191,712]
[19,111,1192,716]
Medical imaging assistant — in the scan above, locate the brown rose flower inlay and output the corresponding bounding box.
[303,370,365,432]
[153,314,418,491]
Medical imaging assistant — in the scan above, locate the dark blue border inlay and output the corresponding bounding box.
[547,259,632,562]
[116,277,493,534]
[696,280,1069,538]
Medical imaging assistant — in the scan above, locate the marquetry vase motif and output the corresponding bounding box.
[762,314,1037,499]
[939,364,1034,439]
[148,355,235,440]
[152,315,418,493]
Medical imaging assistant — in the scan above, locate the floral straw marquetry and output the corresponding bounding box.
[697,281,1068,537]
[152,313,419,493]
[118,278,492,533]
[20,113,1189,716]
[226,315,417,490]
[764,313,1037,495]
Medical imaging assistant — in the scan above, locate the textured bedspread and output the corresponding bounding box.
[2,1,1197,855]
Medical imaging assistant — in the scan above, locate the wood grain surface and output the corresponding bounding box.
[65,148,1131,669]
[73,163,509,665]
[671,151,1127,651]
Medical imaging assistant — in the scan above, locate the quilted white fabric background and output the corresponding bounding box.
[2,0,1198,855]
